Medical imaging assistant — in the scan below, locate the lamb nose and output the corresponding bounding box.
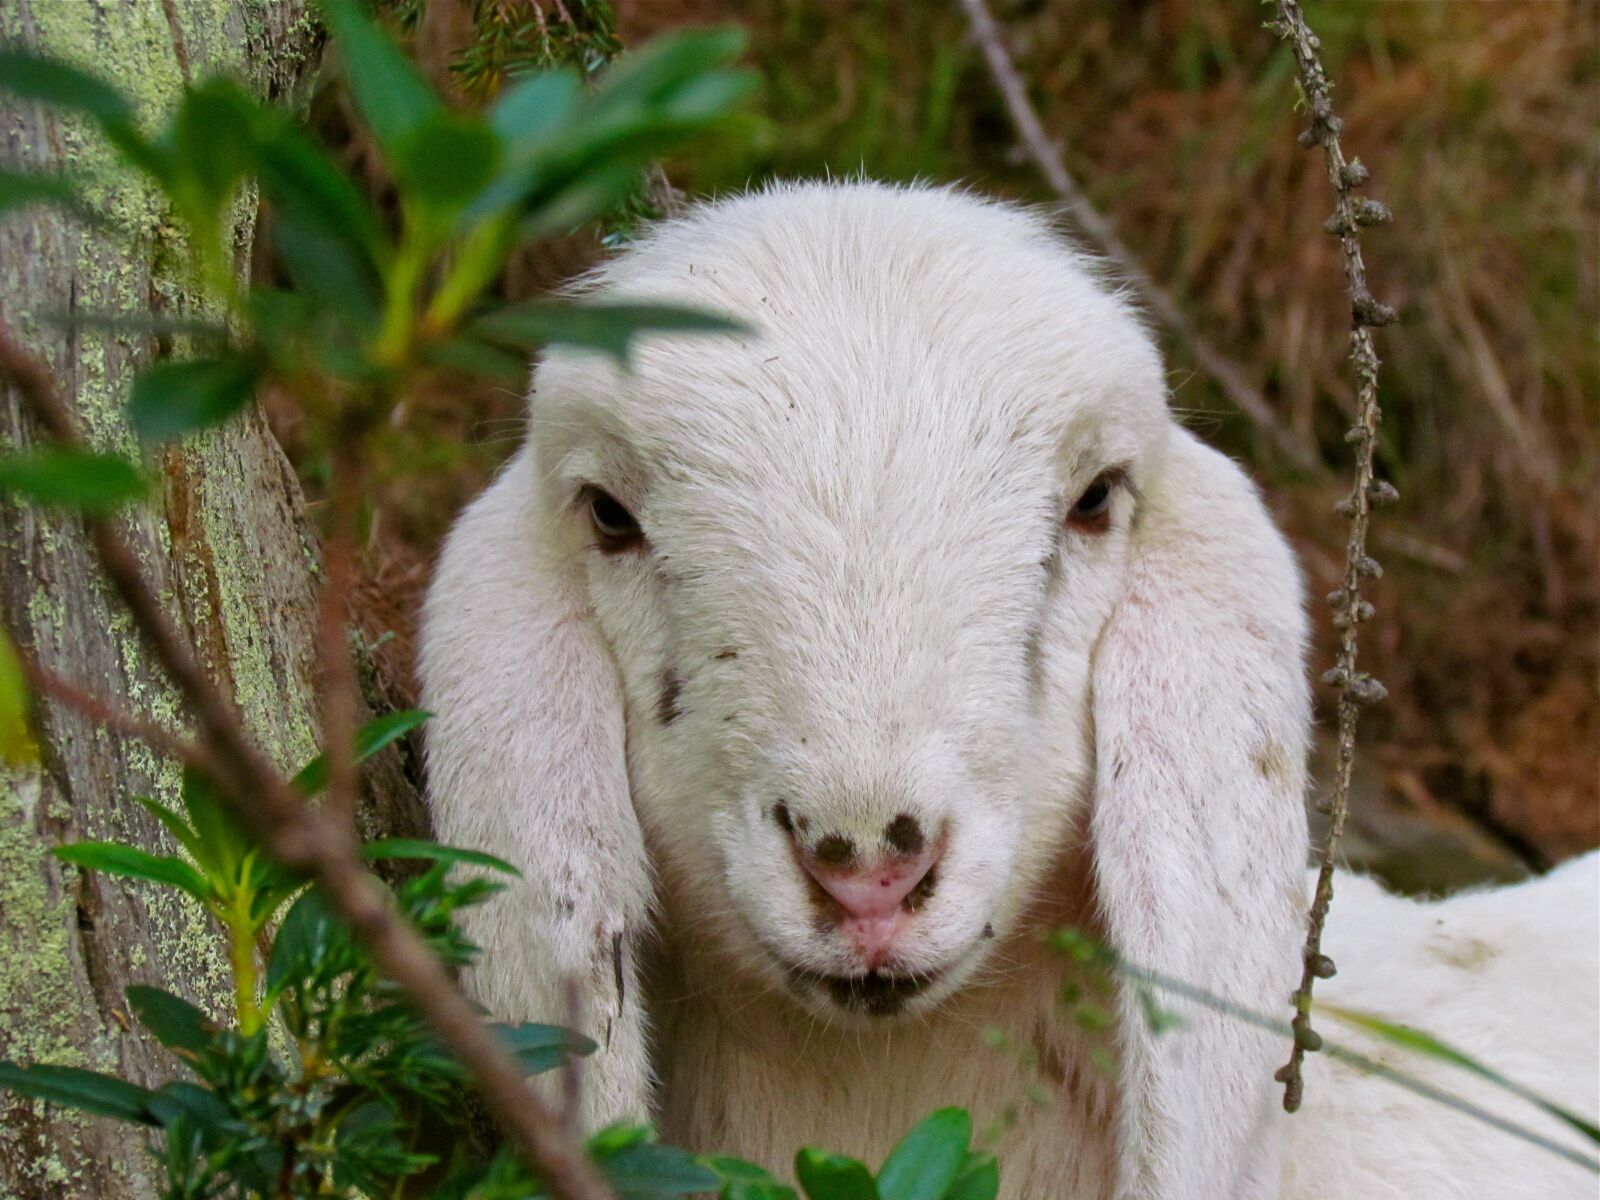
[801,842,940,920]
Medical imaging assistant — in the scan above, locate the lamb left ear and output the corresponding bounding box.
[1090,428,1310,1199]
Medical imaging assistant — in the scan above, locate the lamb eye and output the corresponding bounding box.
[583,487,643,552]
[1066,473,1117,533]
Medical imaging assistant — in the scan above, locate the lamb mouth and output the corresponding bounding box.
[788,965,944,1017]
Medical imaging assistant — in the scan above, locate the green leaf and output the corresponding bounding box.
[321,0,440,161]
[0,1061,160,1124]
[266,888,354,996]
[0,51,134,123]
[0,628,36,765]
[587,1121,655,1158]
[52,842,211,902]
[944,1153,999,1200]
[601,1142,721,1197]
[125,985,213,1056]
[359,838,520,878]
[128,356,261,443]
[246,864,305,929]
[249,108,386,265]
[180,767,252,884]
[0,169,97,223]
[596,29,748,109]
[395,112,500,213]
[701,1157,800,1200]
[146,1080,233,1133]
[876,1108,970,1200]
[291,708,432,795]
[131,795,204,862]
[496,1022,597,1075]
[659,69,758,123]
[473,300,750,367]
[702,1157,782,1183]
[726,1185,803,1200]
[490,69,580,150]
[0,449,147,511]
[271,206,383,329]
[794,1150,878,1200]
[423,335,530,385]
[167,80,252,225]
[517,162,644,241]
[1319,1003,1600,1146]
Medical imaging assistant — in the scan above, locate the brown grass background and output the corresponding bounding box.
[279,0,1598,886]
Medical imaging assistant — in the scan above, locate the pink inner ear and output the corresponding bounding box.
[802,843,940,920]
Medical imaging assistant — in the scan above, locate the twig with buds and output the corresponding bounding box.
[1268,0,1399,1113]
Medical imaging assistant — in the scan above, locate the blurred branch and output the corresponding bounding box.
[16,650,213,774]
[0,318,616,1200]
[1267,0,1400,1113]
[958,0,1318,471]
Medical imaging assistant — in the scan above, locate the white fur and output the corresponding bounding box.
[1289,855,1599,1200]
[420,181,1599,1199]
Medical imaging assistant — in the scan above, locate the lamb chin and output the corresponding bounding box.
[787,965,947,1018]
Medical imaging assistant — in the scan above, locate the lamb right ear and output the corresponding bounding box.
[1089,429,1311,1199]
[419,446,653,1128]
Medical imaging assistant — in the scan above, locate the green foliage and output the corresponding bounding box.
[292,707,432,794]
[3,709,995,1198]
[0,0,754,510]
[699,1110,996,1200]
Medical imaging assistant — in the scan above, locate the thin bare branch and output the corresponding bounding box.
[957,0,1317,470]
[0,319,616,1200]
[1267,0,1399,1112]
[16,651,212,775]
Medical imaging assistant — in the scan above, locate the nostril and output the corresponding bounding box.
[812,833,856,867]
[883,813,925,856]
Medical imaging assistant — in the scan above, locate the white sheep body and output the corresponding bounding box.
[420,181,1599,1200]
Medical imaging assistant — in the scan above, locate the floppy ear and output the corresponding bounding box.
[1090,428,1310,1199]
[419,445,654,1129]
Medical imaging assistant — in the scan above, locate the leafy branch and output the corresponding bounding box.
[0,4,755,1196]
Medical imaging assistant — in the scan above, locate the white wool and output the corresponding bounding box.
[419,180,1598,1199]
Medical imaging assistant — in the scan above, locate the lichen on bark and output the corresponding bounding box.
[0,3,337,1197]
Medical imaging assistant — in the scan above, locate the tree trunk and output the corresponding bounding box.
[0,4,422,1197]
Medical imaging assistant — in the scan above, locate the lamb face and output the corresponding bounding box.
[528,185,1168,1020]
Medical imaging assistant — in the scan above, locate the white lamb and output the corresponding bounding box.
[419,181,1599,1200]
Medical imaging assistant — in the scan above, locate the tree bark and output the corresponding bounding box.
[0,4,421,1197]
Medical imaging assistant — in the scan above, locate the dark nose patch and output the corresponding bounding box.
[812,833,856,867]
[883,813,925,856]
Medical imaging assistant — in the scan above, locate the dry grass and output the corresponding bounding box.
[289,0,1597,866]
